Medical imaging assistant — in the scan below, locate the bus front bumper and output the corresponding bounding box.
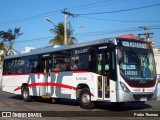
[116,90,157,102]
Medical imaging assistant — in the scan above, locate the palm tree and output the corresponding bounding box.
[49,22,77,45]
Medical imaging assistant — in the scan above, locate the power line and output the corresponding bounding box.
[15,36,52,43]
[14,25,160,43]
[0,11,60,25]
[74,25,160,36]
[0,14,60,26]
[75,27,160,37]
[70,0,129,12]
[0,0,120,26]
[68,0,116,10]
[0,0,132,26]
[77,3,160,15]
[1,0,156,26]
[79,16,160,23]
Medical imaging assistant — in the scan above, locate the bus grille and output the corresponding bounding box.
[133,94,153,100]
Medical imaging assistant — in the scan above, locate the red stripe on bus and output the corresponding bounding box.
[13,82,94,97]
[14,86,21,91]
[73,70,89,73]
[28,82,76,90]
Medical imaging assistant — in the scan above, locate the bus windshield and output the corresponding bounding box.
[119,48,156,81]
[116,38,157,86]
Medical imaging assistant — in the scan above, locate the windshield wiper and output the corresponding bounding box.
[128,48,141,65]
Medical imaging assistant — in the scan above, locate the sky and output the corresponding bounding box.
[0,0,160,52]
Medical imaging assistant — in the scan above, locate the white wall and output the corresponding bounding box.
[0,69,2,87]
[154,48,160,76]
[153,48,160,99]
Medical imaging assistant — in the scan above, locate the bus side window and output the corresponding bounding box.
[28,55,39,73]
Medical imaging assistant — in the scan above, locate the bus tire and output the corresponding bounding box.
[22,86,32,102]
[79,88,95,109]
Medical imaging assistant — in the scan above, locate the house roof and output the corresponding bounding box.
[117,34,140,40]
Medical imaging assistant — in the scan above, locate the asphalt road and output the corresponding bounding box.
[0,88,160,120]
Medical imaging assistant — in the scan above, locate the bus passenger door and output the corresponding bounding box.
[97,50,110,100]
[40,55,52,96]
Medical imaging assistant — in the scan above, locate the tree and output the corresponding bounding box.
[0,27,23,56]
[49,22,77,45]
[0,42,4,61]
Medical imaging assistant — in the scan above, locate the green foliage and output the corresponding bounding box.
[0,42,4,50]
[49,22,77,45]
[0,27,23,56]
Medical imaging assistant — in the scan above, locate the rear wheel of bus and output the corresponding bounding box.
[79,88,95,109]
[21,86,32,102]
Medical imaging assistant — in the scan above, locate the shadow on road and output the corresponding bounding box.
[8,95,152,111]
[94,102,152,111]
[8,95,22,100]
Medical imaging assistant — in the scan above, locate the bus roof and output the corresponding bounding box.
[4,37,116,59]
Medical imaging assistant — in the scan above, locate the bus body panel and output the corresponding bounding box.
[3,74,29,95]
[109,79,116,102]
[2,37,158,106]
[116,89,157,102]
[2,72,100,101]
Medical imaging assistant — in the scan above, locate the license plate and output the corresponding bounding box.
[140,97,147,101]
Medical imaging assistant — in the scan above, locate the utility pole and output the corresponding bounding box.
[138,26,153,41]
[61,8,75,45]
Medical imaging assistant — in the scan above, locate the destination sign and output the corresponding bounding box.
[117,40,149,49]
[121,41,147,49]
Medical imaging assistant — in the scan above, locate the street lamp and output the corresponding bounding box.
[45,17,67,45]
[45,17,56,27]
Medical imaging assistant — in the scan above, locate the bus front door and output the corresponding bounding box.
[97,50,110,100]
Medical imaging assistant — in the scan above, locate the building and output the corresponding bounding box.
[21,47,35,53]
[153,48,160,80]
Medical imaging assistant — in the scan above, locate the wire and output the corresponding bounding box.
[15,36,52,43]
[14,26,160,44]
[70,0,129,12]
[73,25,160,37]
[0,0,118,26]
[77,3,160,15]
[74,25,160,36]
[0,13,59,26]
[68,0,115,10]
[0,0,131,26]
[79,16,160,23]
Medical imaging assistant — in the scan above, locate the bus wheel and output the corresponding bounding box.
[22,86,32,102]
[79,88,95,109]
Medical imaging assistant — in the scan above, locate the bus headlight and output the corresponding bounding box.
[120,82,130,93]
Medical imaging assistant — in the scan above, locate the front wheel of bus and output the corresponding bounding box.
[22,86,32,102]
[79,88,95,109]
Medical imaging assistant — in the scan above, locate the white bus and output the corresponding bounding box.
[2,36,158,109]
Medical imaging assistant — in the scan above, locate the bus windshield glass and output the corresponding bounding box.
[117,39,156,81]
